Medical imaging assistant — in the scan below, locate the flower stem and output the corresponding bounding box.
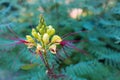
[43,51,50,70]
[39,51,50,70]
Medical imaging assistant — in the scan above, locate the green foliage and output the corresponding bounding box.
[64,61,110,80]
[0,0,120,80]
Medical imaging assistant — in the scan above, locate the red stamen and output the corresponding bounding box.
[62,30,89,39]
[19,39,29,44]
[66,42,87,55]
[60,40,81,46]
[13,39,29,45]
[10,38,29,44]
[60,40,87,55]
[56,51,65,61]
[1,39,28,47]
[62,47,70,58]
[60,41,68,46]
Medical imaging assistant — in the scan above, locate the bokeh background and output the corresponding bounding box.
[0,0,120,80]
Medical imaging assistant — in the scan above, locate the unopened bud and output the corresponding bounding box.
[36,25,40,30]
[39,28,45,35]
[51,35,62,43]
[26,35,34,42]
[32,28,38,38]
[47,25,55,36]
[37,33,41,41]
[42,33,49,44]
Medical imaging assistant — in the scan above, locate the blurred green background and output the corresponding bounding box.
[0,0,120,80]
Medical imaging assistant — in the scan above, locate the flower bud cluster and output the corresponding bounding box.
[25,15,62,54]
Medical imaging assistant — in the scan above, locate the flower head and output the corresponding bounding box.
[15,15,87,56]
[22,15,63,55]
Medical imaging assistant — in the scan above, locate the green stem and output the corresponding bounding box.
[43,50,50,70]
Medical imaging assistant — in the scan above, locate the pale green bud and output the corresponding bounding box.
[36,25,40,30]
[37,33,41,41]
[47,25,55,36]
[32,28,38,38]
[39,28,45,35]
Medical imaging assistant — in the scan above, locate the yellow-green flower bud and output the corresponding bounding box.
[32,28,38,38]
[26,35,34,42]
[39,15,46,26]
[37,33,41,41]
[42,33,49,44]
[39,28,45,35]
[51,35,62,43]
[47,25,55,36]
[36,25,40,31]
